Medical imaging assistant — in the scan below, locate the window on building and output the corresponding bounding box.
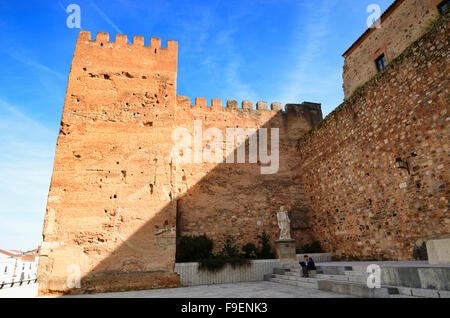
[438,0,449,15]
[375,54,387,72]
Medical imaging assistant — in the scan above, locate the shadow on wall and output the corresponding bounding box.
[46,103,323,295]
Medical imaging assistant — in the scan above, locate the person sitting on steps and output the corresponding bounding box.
[299,255,316,278]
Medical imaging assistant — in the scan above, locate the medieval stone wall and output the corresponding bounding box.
[37,11,449,296]
[296,14,449,260]
[37,31,322,295]
[38,31,181,295]
[173,98,322,251]
[343,0,442,99]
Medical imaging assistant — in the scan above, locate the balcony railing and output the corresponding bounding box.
[0,279,37,289]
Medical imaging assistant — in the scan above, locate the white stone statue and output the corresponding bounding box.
[277,206,291,240]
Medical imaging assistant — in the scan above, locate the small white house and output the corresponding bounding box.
[0,249,39,287]
[0,251,17,285]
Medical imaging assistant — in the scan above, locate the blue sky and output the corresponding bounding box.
[0,0,394,251]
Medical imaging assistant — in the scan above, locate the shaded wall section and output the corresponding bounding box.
[173,99,322,250]
[295,14,449,260]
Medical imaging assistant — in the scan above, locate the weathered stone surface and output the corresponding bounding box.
[38,30,322,296]
[226,100,238,109]
[37,11,449,296]
[427,239,450,265]
[211,99,222,108]
[256,101,268,110]
[195,97,207,106]
[38,31,180,296]
[342,0,441,98]
[241,100,253,110]
[174,101,320,251]
[294,14,449,261]
[271,103,282,111]
[276,240,298,267]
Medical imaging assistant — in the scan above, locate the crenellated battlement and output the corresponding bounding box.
[176,95,321,116]
[67,30,321,128]
[72,31,178,77]
[77,31,178,53]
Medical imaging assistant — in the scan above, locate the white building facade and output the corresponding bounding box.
[0,250,39,288]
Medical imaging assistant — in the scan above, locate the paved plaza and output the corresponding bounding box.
[0,283,38,298]
[56,281,354,298]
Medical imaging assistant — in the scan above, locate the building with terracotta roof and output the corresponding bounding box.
[342,0,448,99]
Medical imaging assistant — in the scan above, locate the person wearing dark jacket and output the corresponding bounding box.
[300,255,316,277]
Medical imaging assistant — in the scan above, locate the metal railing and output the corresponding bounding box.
[0,279,37,289]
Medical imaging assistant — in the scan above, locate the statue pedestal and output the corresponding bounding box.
[275,239,299,268]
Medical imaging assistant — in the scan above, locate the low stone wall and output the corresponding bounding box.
[381,266,450,291]
[175,253,332,286]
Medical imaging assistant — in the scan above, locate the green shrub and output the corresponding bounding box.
[221,236,238,257]
[256,230,276,259]
[198,255,251,272]
[176,234,214,262]
[299,241,324,254]
[199,257,227,272]
[242,243,258,259]
[412,242,428,260]
[178,232,276,272]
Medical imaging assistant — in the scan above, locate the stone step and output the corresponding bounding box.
[278,272,367,287]
[268,276,319,290]
[388,294,420,298]
[316,265,369,273]
[276,273,399,297]
[317,280,399,298]
[279,263,450,298]
[315,266,352,275]
[283,270,317,278]
[315,274,450,297]
[275,267,319,278]
[269,270,450,298]
[289,268,323,277]
[286,267,368,282]
[316,274,351,282]
[275,273,319,284]
[316,273,367,284]
[344,270,368,277]
[278,269,368,284]
[348,276,368,283]
[393,286,450,298]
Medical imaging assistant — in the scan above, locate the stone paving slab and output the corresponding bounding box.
[54,281,355,298]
